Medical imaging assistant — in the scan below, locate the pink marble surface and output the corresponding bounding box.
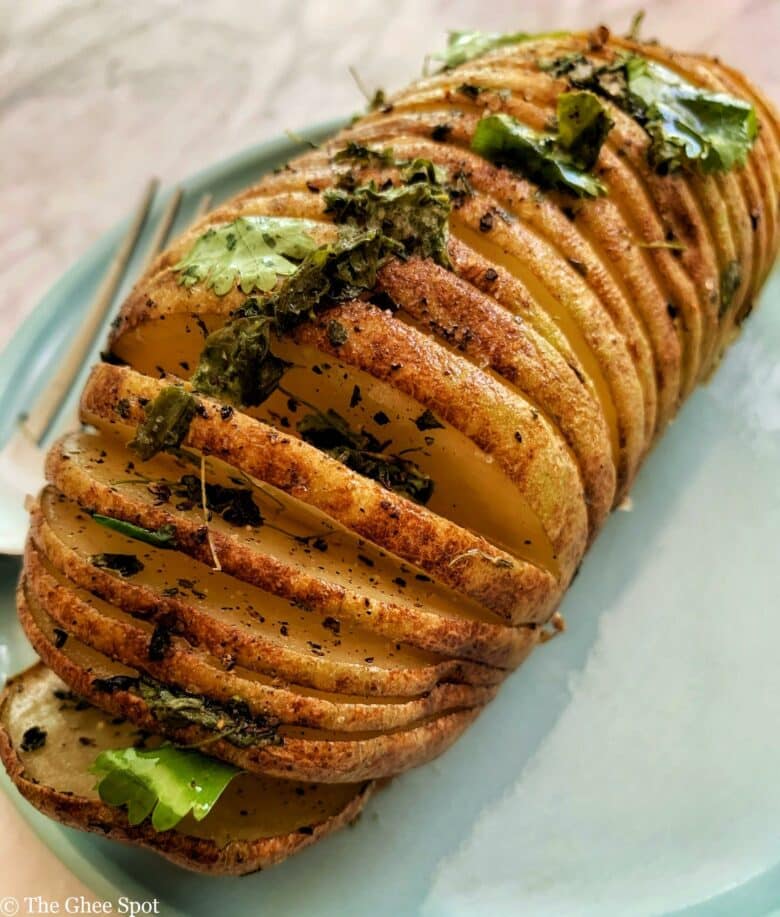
[0,0,777,906]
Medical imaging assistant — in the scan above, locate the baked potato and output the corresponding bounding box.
[2,24,777,873]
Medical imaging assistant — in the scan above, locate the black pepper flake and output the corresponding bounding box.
[322,616,341,635]
[78,736,96,747]
[514,431,523,443]
[280,624,289,637]
[220,405,234,421]
[373,411,390,426]
[21,726,47,752]
[484,267,498,283]
[349,385,362,408]
[393,576,407,588]
[414,409,444,432]
[53,628,68,649]
[479,211,494,232]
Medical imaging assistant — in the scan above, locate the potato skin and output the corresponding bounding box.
[31,495,534,681]
[77,362,562,623]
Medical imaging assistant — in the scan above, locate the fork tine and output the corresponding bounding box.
[22,178,159,444]
[143,187,183,269]
[193,192,213,220]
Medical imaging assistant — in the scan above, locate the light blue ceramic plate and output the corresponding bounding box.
[1,123,779,917]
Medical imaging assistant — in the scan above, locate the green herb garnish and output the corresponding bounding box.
[332,142,395,167]
[137,679,280,749]
[167,475,263,528]
[175,216,318,295]
[89,553,145,577]
[322,159,452,267]
[556,53,758,174]
[92,515,177,549]
[298,409,433,504]
[129,386,198,462]
[471,110,608,197]
[21,726,47,752]
[433,29,567,70]
[91,744,239,831]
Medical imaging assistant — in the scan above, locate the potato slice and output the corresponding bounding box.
[75,363,561,622]
[18,586,482,782]
[24,545,496,732]
[32,491,533,680]
[0,663,372,874]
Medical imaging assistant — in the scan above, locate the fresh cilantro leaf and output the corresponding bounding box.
[92,515,177,549]
[471,112,607,197]
[623,56,758,174]
[433,29,568,70]
[129,386,198,461]
[556,91,614,170]
[91,744,240,831]
[175,217,318,296]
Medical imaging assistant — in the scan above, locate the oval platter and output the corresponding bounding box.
[1,122,779,917]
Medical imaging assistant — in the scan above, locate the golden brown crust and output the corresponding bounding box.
[16,587,484,783]
[23,543,496,733]
[31,496,533,681]
[76,362,561,622]
[0,664,373,875]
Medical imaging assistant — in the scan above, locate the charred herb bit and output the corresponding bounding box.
[92,515,177,550]
[322,161,452,268]
[297,409,434,504]
[148,624,173,662]
[170,474,263,528]
[190,312,291,408]
[89,553,145,578]
[129,386,198,462]
[432,29,568,70]
[21,726,47,752]
[431,123,453,142]
[174,216,318,295]
[414,409,445,432]
[332,142,395,167]
[327,319,349,347]
[720,260,742,317]
[92,675,140,694]
[137,678,281,749]
[472,112,607,198]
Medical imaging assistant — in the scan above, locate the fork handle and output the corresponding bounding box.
[23,178,159,443]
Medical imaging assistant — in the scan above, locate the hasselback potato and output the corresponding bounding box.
[2,26,778,873]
